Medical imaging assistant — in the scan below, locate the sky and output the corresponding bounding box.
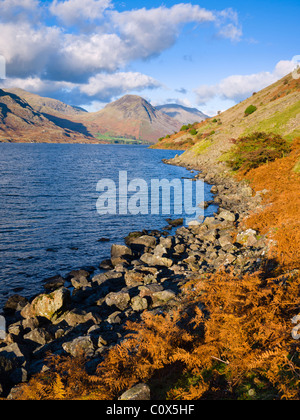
[0,0,299,115]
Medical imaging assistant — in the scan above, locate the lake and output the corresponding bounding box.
[0,143,216,309]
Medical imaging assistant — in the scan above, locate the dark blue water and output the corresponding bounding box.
[0,144,216,308]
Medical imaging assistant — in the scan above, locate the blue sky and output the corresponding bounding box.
[0,0,299,115]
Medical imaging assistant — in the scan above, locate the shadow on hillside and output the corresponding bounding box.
[42,113,93,137]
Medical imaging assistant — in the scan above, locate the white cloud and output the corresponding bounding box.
[4,71,161,104]
[0,2,242,85]
[195,60,297,104]
[111,4,217,58]
[215,8,242,41]
[3,76,75,93]
[0,22,62,77]
[0,0,39,20]
[80,72,161,98]
[217,23,243,42]
[0,1,243,105]
[61,33,127,75]
[49,0,113,26]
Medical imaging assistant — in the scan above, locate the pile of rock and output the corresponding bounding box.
[0,172,271,399]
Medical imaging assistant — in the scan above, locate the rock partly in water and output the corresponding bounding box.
[43,275,65,292]
[3,295,28,315]
[111,244,133,266]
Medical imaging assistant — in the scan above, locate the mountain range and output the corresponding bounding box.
[0,89,208,144]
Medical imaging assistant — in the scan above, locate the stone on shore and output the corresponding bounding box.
[43,275,65,291]
[105,291,131,311]
[4,295,28,314]
[62,336,94,358]
[21,288,70,321]
[151,290,177,308]
[71,275,91,289]
[236,229,258,247]
[218,209,236,222]
[166,218,183,227]
[119,383,151,400]
[140,253,173,268]
[23,328,53,346]
[111,244,133,266]
[131,296,148,311]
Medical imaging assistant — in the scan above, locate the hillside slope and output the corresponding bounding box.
[71,95,182,143]
[0,89,98,143]
[154,72,300,173]
[4,88,87,116]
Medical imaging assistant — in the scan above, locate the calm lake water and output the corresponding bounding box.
[0,143,216,309]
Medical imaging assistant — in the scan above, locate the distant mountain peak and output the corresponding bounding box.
[79,94,181,142]
[156,103,209,125]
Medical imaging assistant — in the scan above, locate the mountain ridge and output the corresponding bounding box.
[3,88,87,116]
[0,89,210,144]
[156,103,209,125]
[0,89,96,143]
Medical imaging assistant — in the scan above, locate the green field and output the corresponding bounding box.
[95,132,149,145]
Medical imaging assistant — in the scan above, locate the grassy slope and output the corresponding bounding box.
[153,73,300,175]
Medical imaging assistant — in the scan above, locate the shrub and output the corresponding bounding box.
[227,132,291,173]
[189,128,197,135]
[180,125,189,131]
[180,124,194,131]
[245,105,257,116]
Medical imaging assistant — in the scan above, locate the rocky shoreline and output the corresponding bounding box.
[0,164,271,399]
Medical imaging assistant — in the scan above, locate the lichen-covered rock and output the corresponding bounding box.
[119,383,151,400]
[62,336,94,358]
[23,328,53,346]
[105,291,131,311]
[21,288,70,321]
[236,229,258,247]
[151,290,177,308]
[131,296,148,311]
[140,253,173,268]
[218,209,236,222]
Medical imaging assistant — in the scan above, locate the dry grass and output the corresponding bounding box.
[241,138,300,270]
